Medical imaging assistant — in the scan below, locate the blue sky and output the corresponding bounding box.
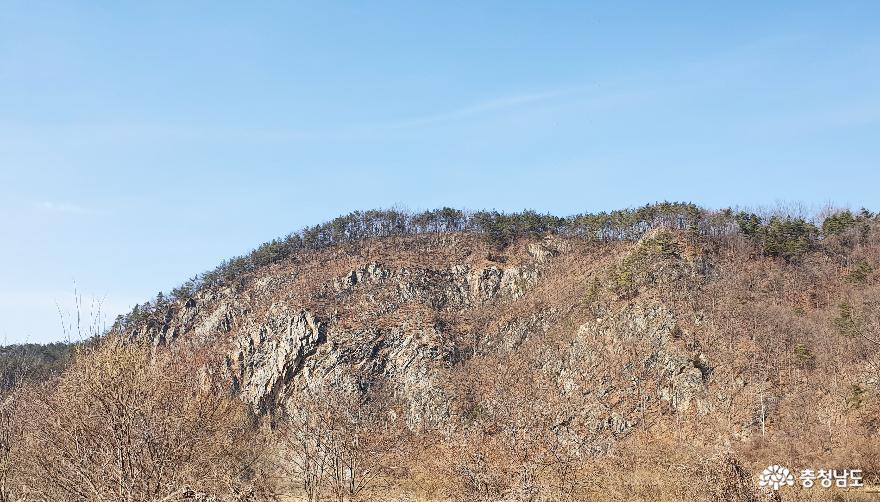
[1,1,879,343]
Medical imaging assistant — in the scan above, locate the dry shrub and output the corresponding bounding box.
[14,337,269,501]
[0,388,24,502]
[275,372,406,502]
[572,439,760,502]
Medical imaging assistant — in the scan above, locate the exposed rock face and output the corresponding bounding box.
[469,265,538,302]
[529,301,713,453]
[127,232,714,440]
[663,351,712,414]
[129,236,562,423]
[333,261,390,293]
[527,237,565,263]
[228,308,325,413]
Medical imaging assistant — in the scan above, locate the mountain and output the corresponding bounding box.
[4,203,880,501]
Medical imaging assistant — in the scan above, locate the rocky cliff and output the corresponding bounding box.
[124,230,722,441]
[36,207,878,499]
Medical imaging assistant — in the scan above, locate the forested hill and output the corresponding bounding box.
[4,202,880,500]
[113,202,874,332]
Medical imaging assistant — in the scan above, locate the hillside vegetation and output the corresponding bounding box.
[2,202,880,501]
[0,343,72,392]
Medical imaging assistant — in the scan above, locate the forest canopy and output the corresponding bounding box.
[113,202,875,331]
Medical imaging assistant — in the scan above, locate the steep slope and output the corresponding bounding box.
[111,207,880,499]
[126,234,590,422]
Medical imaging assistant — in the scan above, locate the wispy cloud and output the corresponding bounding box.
[388,88,584,128]
[0,87,595,145]
[38,200,90,215]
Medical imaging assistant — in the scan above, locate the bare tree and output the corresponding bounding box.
[16,337,261,501]
[278,371,402,502]
[0,387,24,502]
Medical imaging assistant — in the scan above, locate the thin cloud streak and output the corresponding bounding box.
[38,200,91,215]
[0,87,594,145]
[387,88,584,128]
[2,34,839,148]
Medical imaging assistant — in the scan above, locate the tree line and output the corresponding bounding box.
[116,203,877,330]
[0,343,73,393]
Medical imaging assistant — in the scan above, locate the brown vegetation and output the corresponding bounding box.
[3,204,880,501]
[2,340,272,501]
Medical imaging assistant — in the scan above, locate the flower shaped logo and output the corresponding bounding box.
[759,465,795,490]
